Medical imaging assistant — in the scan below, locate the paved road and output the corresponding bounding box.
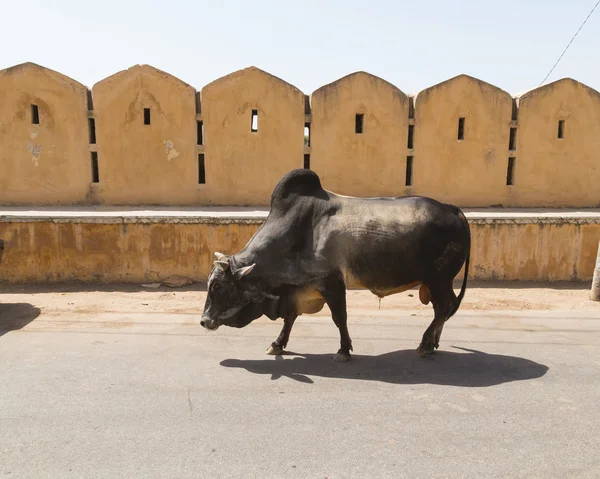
[1,302,599,478]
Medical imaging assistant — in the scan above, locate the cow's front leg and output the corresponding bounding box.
[266,316,296,355]
[319,273,353,362]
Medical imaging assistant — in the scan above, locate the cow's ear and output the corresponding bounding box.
[233,263,256,280]
[214,260,230,271]
[214,252,227,260]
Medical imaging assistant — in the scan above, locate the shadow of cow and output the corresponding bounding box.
[221,346,549,387]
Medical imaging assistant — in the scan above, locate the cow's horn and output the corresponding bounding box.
[214,260,229,271]
[214,252,226,260]
[233,263,256,279]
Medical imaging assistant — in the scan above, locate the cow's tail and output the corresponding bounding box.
[448,210,470,319]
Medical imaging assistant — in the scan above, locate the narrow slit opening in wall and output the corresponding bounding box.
[195,92,201,114]
[355,114,364,134]
[509,127,517,150]
[88,118,96,144]
[405,156,413,186]
[91,152,99,183]
[457,117,465,140]
[198,154,206,184]
[304,123,311,147]
[144,108,151,125]
[87,90,94,111]
[408,97,415,119]
[31,104,39,124]
[251,110,258,132]
[506,157,515,186]
[558,120,565,139]
[511,99,518,121]
[197,121,204,145]
[304,154,310,169]
[407,125,414,149]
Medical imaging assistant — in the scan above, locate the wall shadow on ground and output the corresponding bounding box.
[0,279,592,295]
[0,303,41,337]
[220,346,549,387]
[0,283,208,294]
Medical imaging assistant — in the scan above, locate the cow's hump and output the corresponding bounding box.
[270,169,324,209]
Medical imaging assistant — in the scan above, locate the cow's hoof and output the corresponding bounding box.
[334,350,352,362]
[266,344,284,355]
[417,343,435,357]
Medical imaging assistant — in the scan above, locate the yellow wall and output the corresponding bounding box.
[513,78,600,207]
[0,220,258,283]
[468,223,598,281]
[0,218,598,283]
[200,67,305,205]
[310,72,410,197]
[1,63,600,208]
[0,63,91,204]
[412,75,514,206]
[91,65,199,205]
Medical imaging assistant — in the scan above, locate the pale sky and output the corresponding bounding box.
[1,0,599,96]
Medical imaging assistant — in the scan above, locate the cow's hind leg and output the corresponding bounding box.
[319,272,353,362]
[266,316,296,355]
[417,281,457,356]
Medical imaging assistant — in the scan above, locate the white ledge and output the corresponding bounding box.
[0,206,599,225]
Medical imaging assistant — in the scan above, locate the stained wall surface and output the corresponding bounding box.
[412,75,514,206]
[1,216,598,283]
[91,65,199,205]
[0,63,91,204]
[310,72,410,197]
[513,79,600,207]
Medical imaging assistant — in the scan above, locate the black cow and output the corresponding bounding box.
[201,169,471,361]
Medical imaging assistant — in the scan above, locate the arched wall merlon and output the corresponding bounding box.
[513,78,600,207]
[412,74,514,206]
[310,71,410,197]
[0,62,91,204]
[517,77,600,102]
[200,66,306,205]
[91,64,200,205]
[412,74,512,104]
[0,62,88,89]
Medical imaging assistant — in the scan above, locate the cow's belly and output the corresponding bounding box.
[368,281,421,298]
[289,282,431,314]
[325,217,437,295]
[347,276,431,305]
[340,248,425,293]
[338,243,432,304]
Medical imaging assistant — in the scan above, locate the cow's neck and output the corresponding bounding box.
[233,221,287,267]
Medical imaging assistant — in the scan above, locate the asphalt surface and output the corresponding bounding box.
[1,301,599,478]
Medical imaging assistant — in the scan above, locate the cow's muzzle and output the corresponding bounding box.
[200,317,220,331]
